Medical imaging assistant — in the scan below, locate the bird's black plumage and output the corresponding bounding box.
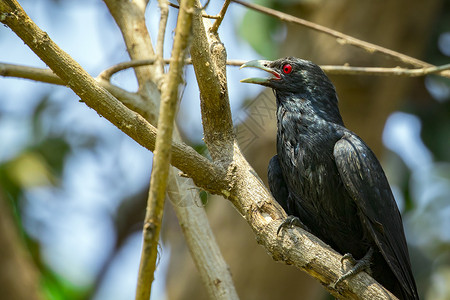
[241,57,418,300]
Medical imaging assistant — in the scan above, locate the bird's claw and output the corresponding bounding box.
[341,253,357,265]
[277,215,308,235]
[330,248,374,289]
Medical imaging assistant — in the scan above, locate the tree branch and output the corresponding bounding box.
[166,169,240,300]
[320,64,450,76]
[190,0,235,163]
[155,0,169,77]
[231,0,450,78]
[0,62,63,84]
[135,0,195,298]
[97,59,157,82]
[210,0,231,33]
[169,2,220,19]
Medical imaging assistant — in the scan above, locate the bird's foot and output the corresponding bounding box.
[330,248,374,289]
[277,215,309,235]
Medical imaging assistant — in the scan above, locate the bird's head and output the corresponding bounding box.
[240,57,342,124]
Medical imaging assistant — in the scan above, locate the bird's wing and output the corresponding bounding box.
[333,133,417,299]
[268,155,290,213]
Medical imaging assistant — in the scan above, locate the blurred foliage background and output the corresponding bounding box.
[0,0,449,299]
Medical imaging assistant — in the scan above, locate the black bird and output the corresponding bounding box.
[241,57,418,300]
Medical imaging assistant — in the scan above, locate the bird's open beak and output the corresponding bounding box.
[240,60,280,85]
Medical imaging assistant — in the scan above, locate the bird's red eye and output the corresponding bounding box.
[282,64,292,74]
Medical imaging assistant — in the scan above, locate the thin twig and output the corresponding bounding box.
[201,0,211,10]
[0,62,63,85]
[156,0,169,76]
[320,63,450,76]
[202,13,220,19]
[210,0,231,33]
[231,0,450,79]
[94,59,450,80]
[420,63,450,75]
[169,1,219,19]
[98,59,157,81]
[134,0,196,298]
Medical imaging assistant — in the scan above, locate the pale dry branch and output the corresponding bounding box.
[210,0,231,33]
[136,0,149,13]
[97,59,158,81]
[0,62,63,84]
[169,2,219,19]
[135,0,195,298]
[190,0,234,163]
[166,168,239,300]
[155,0,169,76]
[320,63,450,76]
